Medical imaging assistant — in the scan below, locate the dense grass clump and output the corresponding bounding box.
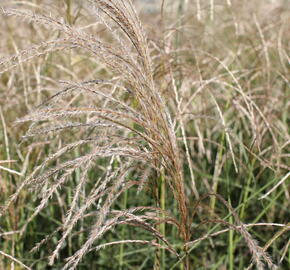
[0,0,289,269]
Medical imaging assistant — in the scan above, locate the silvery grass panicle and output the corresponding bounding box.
[1,1,189,269]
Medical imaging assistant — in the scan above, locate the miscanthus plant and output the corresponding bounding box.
[0,0,289,269]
